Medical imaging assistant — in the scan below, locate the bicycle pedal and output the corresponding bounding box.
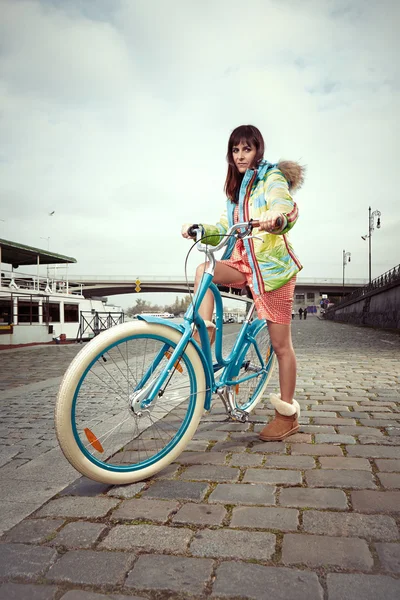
[229,410,249,423]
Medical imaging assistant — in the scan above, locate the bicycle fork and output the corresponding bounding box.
[216,386,249,423]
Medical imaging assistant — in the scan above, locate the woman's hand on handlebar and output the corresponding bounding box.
[181,223,194,239]
[258,210,285,233]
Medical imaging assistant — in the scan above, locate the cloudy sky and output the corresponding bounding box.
[0,0,398,308]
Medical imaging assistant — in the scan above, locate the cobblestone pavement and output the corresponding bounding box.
[0,318,399,599]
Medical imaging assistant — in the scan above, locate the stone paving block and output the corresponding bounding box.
[172,503,226,525]
[285,433,313,443]
[305,469,377,489]
[35,497,119,519]
[315,434,356,445]
[346,445,400,459]
[354,406,392,412]
[48,521,107,548]
[229,453,264,467]
[211,561,323,600]
[301,411,337,417]
[300,425,336,434]
[184,439,210,451]
[192,430,228,441]
[280,488,348,509]
[319,456,371,470]
[125,554,214,596]
[190,528,276,560]
[250,441,286,454]
[351,490,400,513]
[0,479,62,505]
[60,591,145,600]
[141,480,209,500]
[208,483,276,505]
[0,543,58,579]
[313,418,357,425]
[107,482,147,499]
[291,443,344,456]
[387,427,400,436]
[326,573,400,600]
[338,426,384,437]
[110,498,178,522]
[179,464,240,482]
[360,419,400,427]
[314,405,351,411]
[372,413,400,420]
[242,468,302,485]
[0,447,20,468]
[46,549,133,586]
[0,582,58,599]
[282,533,373,570]
[58,477,111,497]
[375,459,400,472]
[358,436,400,446]
[230,506,299,531]
[302,510,399,540]
[264,455,316,469]
[1,518,64,544]
[208,440,249,453]
[375,543,400,574]
[173,451,227,465]
[99,524,193,553]
[378,473,400,488]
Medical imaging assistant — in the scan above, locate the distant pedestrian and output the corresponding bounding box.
[291,309,295,320]
[303,308,308,320]
[298,307,303,320]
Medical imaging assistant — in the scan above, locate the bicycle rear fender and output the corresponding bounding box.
[137,315,213,410]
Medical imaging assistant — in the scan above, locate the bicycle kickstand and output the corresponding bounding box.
[217,386,249,423]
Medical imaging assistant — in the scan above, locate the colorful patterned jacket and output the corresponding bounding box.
[201,159,304,293]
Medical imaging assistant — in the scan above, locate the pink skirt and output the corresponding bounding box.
[219,240,296,325]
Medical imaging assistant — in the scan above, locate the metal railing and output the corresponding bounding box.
[76,311,125,342]
[327,263,400,310]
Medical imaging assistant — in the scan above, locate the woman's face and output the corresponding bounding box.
[232,140,257,173]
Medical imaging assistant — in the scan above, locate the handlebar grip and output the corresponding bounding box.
[187,224,200,238]
[251,217,283,230]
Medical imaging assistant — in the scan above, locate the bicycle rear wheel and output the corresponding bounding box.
[55,321,206,484]
[232,321,276,413]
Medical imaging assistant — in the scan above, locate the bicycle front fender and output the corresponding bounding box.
[136,315,214,410]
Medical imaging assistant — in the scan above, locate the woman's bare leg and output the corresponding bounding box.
[267,321,296,403]
[194,262,246,321]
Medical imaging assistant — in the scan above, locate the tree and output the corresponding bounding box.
[126,299,152,317]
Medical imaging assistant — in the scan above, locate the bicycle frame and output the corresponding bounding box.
[137,221,273,415]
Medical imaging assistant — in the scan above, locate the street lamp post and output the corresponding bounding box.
[342,250,351,297]
[361,206,381,284]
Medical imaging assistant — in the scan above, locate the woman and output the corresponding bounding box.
[181,125,305,441]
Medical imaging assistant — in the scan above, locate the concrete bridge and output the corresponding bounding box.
[70,275,367,300]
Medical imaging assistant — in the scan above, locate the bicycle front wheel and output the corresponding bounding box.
[232,321,276,413]
[55,321,206,484]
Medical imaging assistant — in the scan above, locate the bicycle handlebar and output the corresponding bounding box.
[187,217,283,250]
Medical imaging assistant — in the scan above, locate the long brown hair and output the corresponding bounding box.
[224,125,265,203]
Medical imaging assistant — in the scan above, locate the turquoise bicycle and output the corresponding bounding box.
[55,221,276,484]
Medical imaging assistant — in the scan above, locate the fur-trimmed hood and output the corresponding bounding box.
[277,160,305,192]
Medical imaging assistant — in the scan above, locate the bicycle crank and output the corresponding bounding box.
[217,387,249,423]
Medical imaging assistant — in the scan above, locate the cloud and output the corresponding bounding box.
[0,0,398,303]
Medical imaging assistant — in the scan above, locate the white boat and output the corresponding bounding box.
[0,238,123,347]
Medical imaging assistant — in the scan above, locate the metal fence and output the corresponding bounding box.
[76,311,124,342]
